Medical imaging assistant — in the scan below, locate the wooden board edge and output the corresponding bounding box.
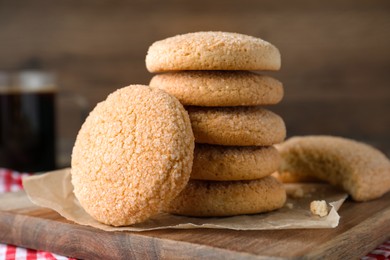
[0,210,284,260]
[299,205,390,259]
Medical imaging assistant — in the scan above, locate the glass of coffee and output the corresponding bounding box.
[0,71,56,172]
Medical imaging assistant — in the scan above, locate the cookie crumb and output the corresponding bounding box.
[286,203,294,209]
[310,200,329,217]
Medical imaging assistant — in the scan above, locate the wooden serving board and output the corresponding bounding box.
[0,190,389,260]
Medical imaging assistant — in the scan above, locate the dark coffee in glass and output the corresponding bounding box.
[0,71,56,172]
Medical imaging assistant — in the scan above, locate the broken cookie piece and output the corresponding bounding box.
[310,200,329,217]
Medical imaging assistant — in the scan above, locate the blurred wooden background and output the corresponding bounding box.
[0,0,389,165]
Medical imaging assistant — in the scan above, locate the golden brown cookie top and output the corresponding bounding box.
[71,85,194,226]
[146,31,281,72]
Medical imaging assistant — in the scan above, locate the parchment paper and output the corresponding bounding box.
[22,168,348,232]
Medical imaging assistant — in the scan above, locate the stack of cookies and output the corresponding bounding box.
[146,31,286,217]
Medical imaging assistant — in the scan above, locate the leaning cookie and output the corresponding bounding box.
[276,135,390,201]
[187,106,286,146]
[150,71,283,107]
[146,31,281,72]
[71,85,194,226]
[166,177,286,217]
[191,144,281,181]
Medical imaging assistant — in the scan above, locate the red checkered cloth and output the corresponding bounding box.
[0,168,76,260]
[0,168,389,260]
[362,241,390,260]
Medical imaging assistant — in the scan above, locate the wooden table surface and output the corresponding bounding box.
[0,190,389,259]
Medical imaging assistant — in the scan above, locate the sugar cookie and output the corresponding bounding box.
[71,85,194,226]
[191,144,280,181]
[187,106,286,146]
[166,176,286,217]
[150,71,283,107]
[146,31,281,72]
[277,136,390,201]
